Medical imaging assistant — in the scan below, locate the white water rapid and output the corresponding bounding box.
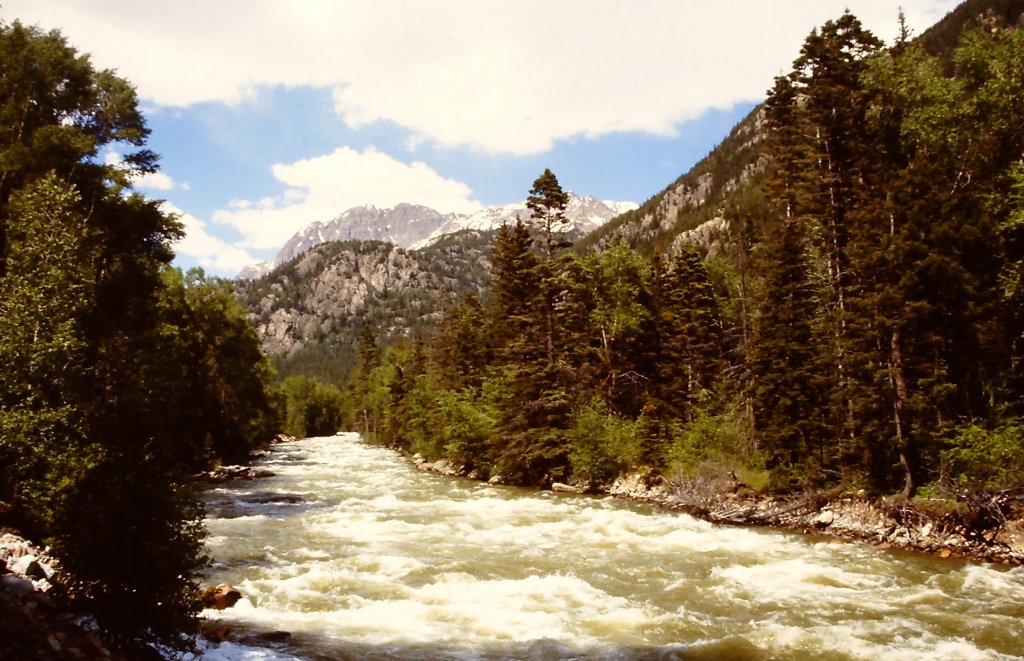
[194,434,1024,660]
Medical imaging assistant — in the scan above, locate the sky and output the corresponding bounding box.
[1,0,963,277]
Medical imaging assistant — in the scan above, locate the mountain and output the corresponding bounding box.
[240,194,636,279]
[272,203,456,270]
[577,106,766,260]
[579,0,1024,261]
[236,230,495,384]
[411,195,637,250]
[240,0,1024,389]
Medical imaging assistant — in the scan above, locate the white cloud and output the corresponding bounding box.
[136,171,188,191]
[165,203,259,275]
[4,0,962,155]
[212,146,483,251]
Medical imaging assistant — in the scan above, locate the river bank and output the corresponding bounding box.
[0,529,160,660]
[411,455,1024,566]
[606,473,1024,566]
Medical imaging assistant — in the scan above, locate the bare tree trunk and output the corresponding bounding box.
[890,327,914,498]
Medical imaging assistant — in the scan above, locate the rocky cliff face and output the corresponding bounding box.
[582,107,766,259]
[273,203,457,269]
[237,231,493,383]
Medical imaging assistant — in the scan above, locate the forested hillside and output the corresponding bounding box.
[0,20,280,651]
[577,107,766,259]
[582,0,1024,263]
[343,9,1024,508]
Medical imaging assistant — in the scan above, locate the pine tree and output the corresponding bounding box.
[651,245,726,422]
[526,168,571,261]
[526,169,572,366]
[747,217,831,487]
[485,173,577,485]
[489,220,543,363]
[434,293,490,391]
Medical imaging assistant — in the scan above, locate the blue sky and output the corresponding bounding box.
[2,0,961,277]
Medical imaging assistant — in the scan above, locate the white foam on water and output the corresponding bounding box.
[711,556,891,605]
[199,435,1024,660]
[185,639,303,661]
[754,620,1014,661]
[960,563,1024,600]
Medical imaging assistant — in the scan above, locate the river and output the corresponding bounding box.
[194,434,1024,660]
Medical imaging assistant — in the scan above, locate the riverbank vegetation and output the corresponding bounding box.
[0,20,280,652]
[346,13,1024,519]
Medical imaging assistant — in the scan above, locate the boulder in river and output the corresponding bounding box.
[201,583,243,610]
[198,466,276,482]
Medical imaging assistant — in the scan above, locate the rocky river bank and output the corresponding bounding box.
[0,530,153,660]
[606,473,1024,566]
[411,454,1024,566]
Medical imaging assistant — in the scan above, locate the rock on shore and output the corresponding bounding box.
[1,530,136,660]
[607,474,1024,566]
[408,455,1024,565]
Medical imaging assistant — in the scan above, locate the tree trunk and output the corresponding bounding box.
[890,327,915,498]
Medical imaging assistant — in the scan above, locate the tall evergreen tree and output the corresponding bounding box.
[526,169,572,366]
[526,168,571,261]
[651,245,726,422]
[746,218,830,487]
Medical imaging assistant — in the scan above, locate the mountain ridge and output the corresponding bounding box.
[237,194,637,280]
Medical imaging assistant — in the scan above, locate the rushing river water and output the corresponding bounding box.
[196,434,1024,660]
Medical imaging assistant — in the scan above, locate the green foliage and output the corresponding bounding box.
[0,21,284,648]
[943,418,1024,488]
[52,463,206,645]
[280,376,346,438]
[435,387,499,470]
[160,268,281,465]
[0,175,91,519]
[568,398,639,488]
[668,410,750,473]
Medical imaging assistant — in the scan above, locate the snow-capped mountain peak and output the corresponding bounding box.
[237,194,637,279]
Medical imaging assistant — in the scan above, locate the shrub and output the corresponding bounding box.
[943,418,1024,488]
[568,398,639,488]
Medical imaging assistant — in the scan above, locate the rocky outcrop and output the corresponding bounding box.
[412,454,462,477]
[2,532,59,595]
[240,238,493,360]
[668,216,733,260]
[192,436,293,482]
[586,107,766,258]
